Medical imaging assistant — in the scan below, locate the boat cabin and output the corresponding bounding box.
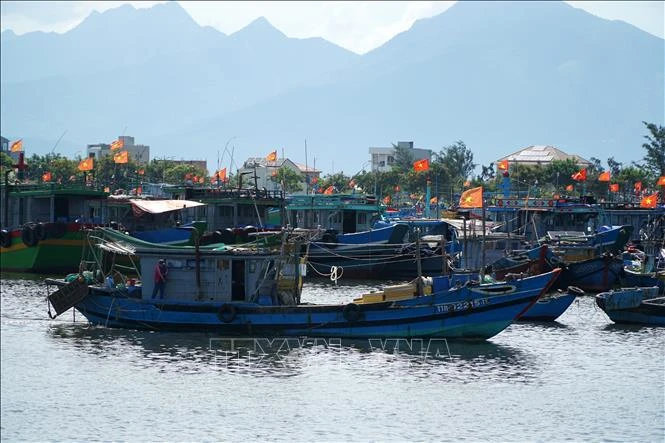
[136,249,288,304]
[167,186,285,230]
[1,182,108,229]
[285,194,382,234]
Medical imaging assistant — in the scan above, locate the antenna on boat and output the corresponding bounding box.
[50,130,67,154]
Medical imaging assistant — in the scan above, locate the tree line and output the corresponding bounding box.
[2,121,663,204]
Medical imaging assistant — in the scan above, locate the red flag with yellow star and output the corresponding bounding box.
[571,168,587,182]
[413,159,429,172]
[77,157,94,171]
[640,193,658,208]
[459,186,483,208]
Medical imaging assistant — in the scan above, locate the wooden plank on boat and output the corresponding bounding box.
[47,279,89,316]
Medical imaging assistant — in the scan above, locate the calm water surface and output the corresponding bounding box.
[1,274,663,441]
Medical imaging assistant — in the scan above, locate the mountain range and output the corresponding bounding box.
[1,1,663,175]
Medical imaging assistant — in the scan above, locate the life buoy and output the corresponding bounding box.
[34,223,48,241]
[567,286,585,296]
[218,304,237,323]
[342,303,362,322]
[21,225,38,247]
[0,229,11,248]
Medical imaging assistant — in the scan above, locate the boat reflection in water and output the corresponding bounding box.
[46,323,537,381]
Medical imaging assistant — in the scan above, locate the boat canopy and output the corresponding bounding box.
[129,199,206,215]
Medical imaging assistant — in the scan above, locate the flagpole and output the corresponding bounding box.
[305,139,309,195]
[481,195,486,279]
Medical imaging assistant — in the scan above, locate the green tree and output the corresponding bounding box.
[392,142,415,173]
[0,152,15,181]
[477,163,496,182]
[607,157,622,176]
[640,121,665,176]
[163,163,207,185]
[270,167,303,193]
[434,141,476,192]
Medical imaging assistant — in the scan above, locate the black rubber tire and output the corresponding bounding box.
[34,223,48,241]
[218,304,237,323]
[22,225,38,247]
[321,233,337,248]
[220,228,235,244]
[342,303,362,323]
[0,229,11,248]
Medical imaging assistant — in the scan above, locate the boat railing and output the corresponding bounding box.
[182,187,285,201]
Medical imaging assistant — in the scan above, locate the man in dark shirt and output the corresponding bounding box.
[152,259,168,299]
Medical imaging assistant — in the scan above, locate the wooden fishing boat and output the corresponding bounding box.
[595,286,665,326]
[518,286,583,321]
[45,227,561,340]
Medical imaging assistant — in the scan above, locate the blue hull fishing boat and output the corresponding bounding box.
[552,254,623,292]
[518,286,583,321]
[595,286,665,326]
[45,228,561,340]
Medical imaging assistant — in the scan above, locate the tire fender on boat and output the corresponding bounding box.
[321,232,337,247]
[218,304,237,323]
[342,303,362,323]
[0,229,11,248]
[21,225,39,247]
[34,223,48,241]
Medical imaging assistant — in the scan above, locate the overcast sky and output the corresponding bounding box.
[1,1,663,54]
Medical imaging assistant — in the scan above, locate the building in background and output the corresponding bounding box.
[1,135,21,162]
[238,157,321,192]
[497,145,592,167]
[86,135,150,165]
[369,141,432,172]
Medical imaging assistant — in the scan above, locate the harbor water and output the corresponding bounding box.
[1,274,663,441]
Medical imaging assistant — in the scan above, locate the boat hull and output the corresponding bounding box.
[595,287,665,326]
[0,224,87,273]
[621,268,665,294]
[554,255,623,292]
[67,269,561,340]
[519,291,577,321]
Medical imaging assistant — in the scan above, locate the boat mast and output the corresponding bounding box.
[481,196,486,278]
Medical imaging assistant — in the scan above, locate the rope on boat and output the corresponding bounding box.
[105,297,115,328]
[330,266,341,287]
[307,262,344,285]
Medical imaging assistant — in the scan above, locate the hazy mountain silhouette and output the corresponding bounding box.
[1,1,662,174]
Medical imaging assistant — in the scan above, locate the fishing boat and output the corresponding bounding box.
[286,194,459,279]
[595,286,665,326]
[518,286,583,321]
[45,227,561,340]
[0,183,206,273]
[0,181,109,273]
[550,253,624,292]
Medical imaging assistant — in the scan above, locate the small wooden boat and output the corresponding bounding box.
[518,286,584,321]
[595,286,665,326]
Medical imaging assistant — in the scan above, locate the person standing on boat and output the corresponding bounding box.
[152,259,169,299]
